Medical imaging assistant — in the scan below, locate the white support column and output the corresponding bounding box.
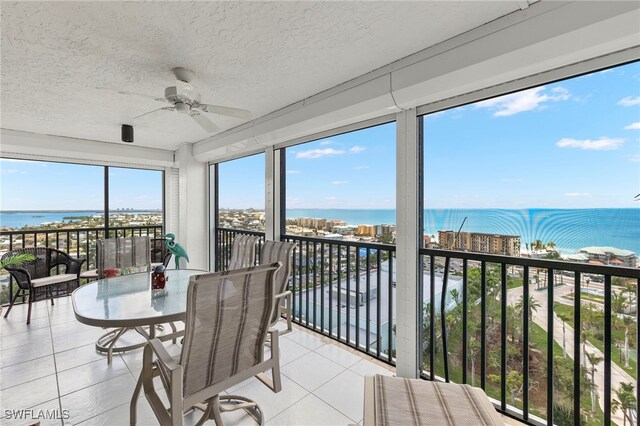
[395,108,420,379]
[265,146,275,241]
[174,144,209,271]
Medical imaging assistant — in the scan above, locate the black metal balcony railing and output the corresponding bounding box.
[420,248,640,426]
[214,227,638,426]
[215,227,396,365]
[0,225,164,305]
[283,234,396,365]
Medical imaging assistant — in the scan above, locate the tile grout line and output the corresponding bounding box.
[312,390,361,425]
[47,305,65,426]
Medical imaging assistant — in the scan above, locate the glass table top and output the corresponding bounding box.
[72,269,208,327]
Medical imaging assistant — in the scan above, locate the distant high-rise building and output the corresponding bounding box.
[438,230,520,256]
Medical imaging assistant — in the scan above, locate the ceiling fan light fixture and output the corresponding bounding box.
[121,124,134,143]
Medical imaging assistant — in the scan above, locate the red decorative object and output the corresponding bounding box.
[152,270,167,289]
[103,268,120,278]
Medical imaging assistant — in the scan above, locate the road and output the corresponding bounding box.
[508,282,633,426]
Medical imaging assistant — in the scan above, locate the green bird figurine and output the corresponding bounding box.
[163,233,189,270]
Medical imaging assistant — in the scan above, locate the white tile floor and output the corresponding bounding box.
[0,297,395,425]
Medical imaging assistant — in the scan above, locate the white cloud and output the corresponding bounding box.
[296,148,345,159]
[628,154,640,163]
[1,168,20,175]
[564,192,592,197]
[475,86,570,117]
[287,170,301,174]
[354,165,369,170]
[500,177,524,183]
[350,146,366,153]
[319,141,335,146]
[618,96,640,106]
[624,122,640,130]
[555,137,625,151]
[331,180,348,185]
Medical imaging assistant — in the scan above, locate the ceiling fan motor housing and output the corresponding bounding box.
[165,81,200,106]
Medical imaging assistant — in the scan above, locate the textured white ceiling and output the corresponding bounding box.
[1,1,521,150]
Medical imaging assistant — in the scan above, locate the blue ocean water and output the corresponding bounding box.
[1,209,638,255]
[287,208,640,255]
[0,211,158,228]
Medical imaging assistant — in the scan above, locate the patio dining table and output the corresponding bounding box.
[72,269,207,363]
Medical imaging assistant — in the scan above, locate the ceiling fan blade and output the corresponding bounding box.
[133,107,174,120]
[190,111,219,132]
[198,104,252,120]
[97,87,166,103]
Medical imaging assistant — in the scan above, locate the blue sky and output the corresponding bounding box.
[220,61,640,210]
[2,62,639,211]
[0,161,162,210]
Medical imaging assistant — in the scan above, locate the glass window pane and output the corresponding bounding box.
[423,62,640,257]
[217,153,265,232]
[108,167,163,228]
[285,122,396,243]
[0,158,104,229]
[420,61,640,424]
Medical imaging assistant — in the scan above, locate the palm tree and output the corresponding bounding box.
[612,291,629,316]
[515,294,542,322]
[468,336,480,387]
[612,382,636,426]
[585,352,603,413]
[623,281,635,304]
[581,303,597,368]
[622,315,634,368]
[532,240,541,251]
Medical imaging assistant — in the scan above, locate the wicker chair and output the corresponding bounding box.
[260,240,296,334]
[227,234,260,270]
[130,263,283,426]
[2,248,85,324]
[96,236,163,364]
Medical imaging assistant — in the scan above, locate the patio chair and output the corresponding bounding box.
[97,236,152,279]
[260,240,296,334]
[2,247,85,324]
[363,374,503,425]
[130,262,283,426]
[227,234,260,270]
[96,236,176,363]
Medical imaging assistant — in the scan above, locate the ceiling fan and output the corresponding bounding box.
[98,67,252,133]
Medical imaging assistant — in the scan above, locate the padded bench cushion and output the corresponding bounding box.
[31,274,78,288]
[364,374,503,426]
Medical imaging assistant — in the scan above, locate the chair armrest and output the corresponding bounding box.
[141,338,183,424]
[146,338,181,372]
[66,257,86,277]
[4,267,32,290]
[274,290,292,301]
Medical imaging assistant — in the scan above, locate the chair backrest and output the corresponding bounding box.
[180,262,281,398]
[96,236,151,279]
[1,248,50,288]
[227,234,260,270]
[260,240,296,325]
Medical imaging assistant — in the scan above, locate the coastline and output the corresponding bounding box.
[2,208,639,256]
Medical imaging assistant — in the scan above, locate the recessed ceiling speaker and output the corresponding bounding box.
[121,124,134,143]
